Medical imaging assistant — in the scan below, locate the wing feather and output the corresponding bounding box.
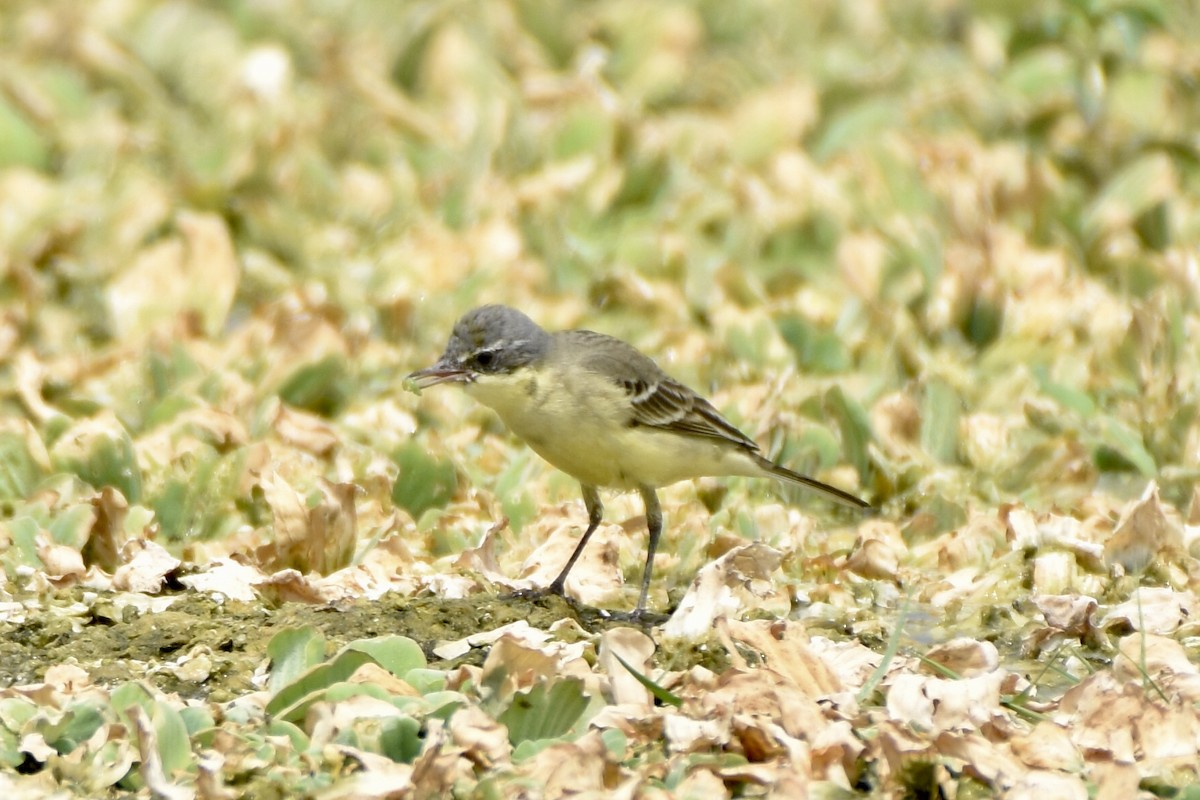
[562,330,759,451]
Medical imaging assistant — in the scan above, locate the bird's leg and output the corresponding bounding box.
[633,486,663,616]
[548,484,603,596]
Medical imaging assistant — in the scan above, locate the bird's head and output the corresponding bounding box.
[407,305,550,389]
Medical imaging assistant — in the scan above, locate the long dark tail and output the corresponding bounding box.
[753,454,872,510]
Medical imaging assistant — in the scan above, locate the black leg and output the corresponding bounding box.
[634,486,662,615]
[548,484,602,596]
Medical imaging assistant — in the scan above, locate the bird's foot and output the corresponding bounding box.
[604,606,670,626]
[503,581,568,603]
[504,587,548,601]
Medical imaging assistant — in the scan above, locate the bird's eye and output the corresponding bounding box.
[474,351,495,369]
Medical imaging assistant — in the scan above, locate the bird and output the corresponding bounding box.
[407,304,870,616]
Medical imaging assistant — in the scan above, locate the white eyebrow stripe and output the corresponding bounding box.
[475,338,528,354]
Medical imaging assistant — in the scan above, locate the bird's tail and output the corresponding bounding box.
[753,454,872,510]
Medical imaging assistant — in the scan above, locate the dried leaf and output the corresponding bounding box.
[1104,482,1183,573]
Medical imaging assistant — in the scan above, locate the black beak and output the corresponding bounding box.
[406,361,474,389]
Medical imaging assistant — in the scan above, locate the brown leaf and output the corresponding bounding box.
[673,767,731,799]
[662,544,785,640]
[344,664,422,698]
[1009,722,1083,772]
[410,720,471,799]
[1104,482,1184,573]
[256,472,359,575]
[309,479,359,574]
[479,632,576,697]
[112,540,181,593]
[885,672,1006,733]
[845,534,900,581]
[1092,762,1141,800]
[720,619,843,697]
[932,731,1025,788]
[1057,672,1142,762]
[178,558,265,602]
[1101,587,1196,635]
[258,470,309,570]
[1032,594,1097,634]
[36,532,86,581]
[599,627,657,708]
[520,515,624,607]
[519,729,613,796]
[1113,631,1197,683]
[453,517,514,587]
[83,486,130,572]
[689,668,828,753]
[12,350,58,423]
[107,211,238,341]
[258,568,327,604]
[273,404,340,457]
[923,638,999,678]
[448,705,511,770]
[1133,699,1200,762]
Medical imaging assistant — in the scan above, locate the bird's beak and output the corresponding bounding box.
[406,361,474,389]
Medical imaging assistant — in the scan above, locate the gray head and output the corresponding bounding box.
[408,305,551,388]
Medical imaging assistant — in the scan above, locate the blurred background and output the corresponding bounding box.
[1,0,1198,565]
[5,3,1200,791]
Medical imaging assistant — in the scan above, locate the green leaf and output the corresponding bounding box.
[812,97,901,161]
[47,503,95,550]
[267,626,328,695]
[265,650,376,723]
[392,441,458,518]
[919,379,960,464]
[1082,153,1175,244]
[42,702,108,755]
[378,716,423,763]
[265,719,310,752]
[1001,46,1074,110]
[600,727,627,759]
[900,495,966,543]
[404,668,447,695]
[150,444,246,541]
[777,314,850,373]
[179,706,215,736]
[495,454,536,533]
[0,728,21,768]
[150,700,194,776]
[1091,416,1157,476]
[0,697,37,730]
[0,96,50,169]
[789,423,844,470]
[109,685,193,776]
[824,386,872,478]
[344,635,426,680]
[497,679,589,744]
[3,516,43,571]
[611,651,682,708]
[278,357,353,417]
[1032,364,1096,417]
[49,416,144,503]
[110,681,155,716]
[324,682,393,705]
[0,430,47,502]
[418,691,467,721]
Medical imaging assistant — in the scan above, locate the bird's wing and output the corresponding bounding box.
[628,375,760,450]
[564,330,760,451]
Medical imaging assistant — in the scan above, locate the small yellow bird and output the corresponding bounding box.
[409,305,870,615]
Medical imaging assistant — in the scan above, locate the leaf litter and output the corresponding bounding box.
[3,0,1200,797]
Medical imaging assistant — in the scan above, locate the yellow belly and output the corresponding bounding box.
[463,366,759,489]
